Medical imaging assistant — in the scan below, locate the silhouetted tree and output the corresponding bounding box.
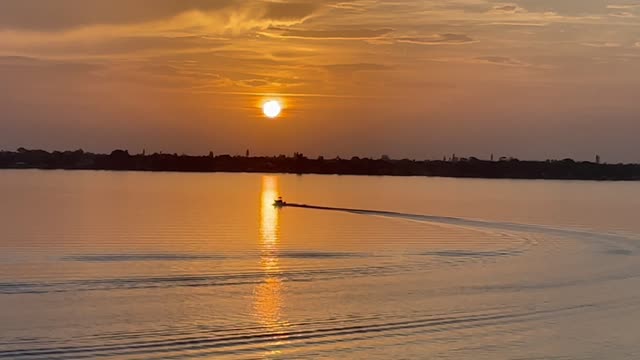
[110,149,130,158]
[0,148,638,180]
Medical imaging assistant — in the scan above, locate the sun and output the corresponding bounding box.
[263,100,282,119]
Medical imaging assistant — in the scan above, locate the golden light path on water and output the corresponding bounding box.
[254,175,288,349]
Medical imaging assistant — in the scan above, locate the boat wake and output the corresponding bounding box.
[282,202,640,254]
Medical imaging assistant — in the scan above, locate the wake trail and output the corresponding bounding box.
[283,203,640,251]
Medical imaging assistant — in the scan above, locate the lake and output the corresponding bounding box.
[1,170,640,359]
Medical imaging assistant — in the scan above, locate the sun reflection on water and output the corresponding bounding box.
[253,176,287,332]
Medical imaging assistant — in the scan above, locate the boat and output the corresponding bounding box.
[273,197,286,208]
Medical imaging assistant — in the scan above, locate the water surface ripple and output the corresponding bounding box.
[2,171,640,359]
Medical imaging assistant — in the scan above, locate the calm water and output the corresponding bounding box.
[2,170,640,359]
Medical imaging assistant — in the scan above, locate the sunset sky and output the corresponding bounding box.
[1,0,640,161]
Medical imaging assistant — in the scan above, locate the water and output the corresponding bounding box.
[1,170,640,359]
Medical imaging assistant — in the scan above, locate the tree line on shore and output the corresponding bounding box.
[1,148,639,180]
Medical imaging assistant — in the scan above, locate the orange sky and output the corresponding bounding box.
[1,0,639,161]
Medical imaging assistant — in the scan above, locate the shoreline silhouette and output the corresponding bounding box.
[1,148,639,181]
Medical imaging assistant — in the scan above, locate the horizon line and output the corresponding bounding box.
[3,147,630,165]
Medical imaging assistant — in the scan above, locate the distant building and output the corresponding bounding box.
[596,155,601,164]
[381,155,390,161]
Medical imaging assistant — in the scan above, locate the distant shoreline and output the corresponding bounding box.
[2,148,639,181]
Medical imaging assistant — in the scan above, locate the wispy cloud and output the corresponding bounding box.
[475,56,528,67]
[264,27,394,40]
[323,63,391,74]
[396,33,475,45]
[582,42,622,48]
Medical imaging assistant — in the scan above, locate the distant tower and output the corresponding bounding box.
[596,154,601,164]
[491,153,494,161]
[246,149,250,157]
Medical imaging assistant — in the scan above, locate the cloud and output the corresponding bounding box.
[0,0,235,31]
[266,27,393,39]
[475,56,527,67]
[0,1,328,59]
[263,1,321,21]
[608,11,636,18]
[323,63,391,74]
[235,76,306,88]
[237,79,271,87]
[493,5,518,12]
[396,33,475,45]
[512,1,610,16]
[582,42,621,48]
[271,49,317,59]
[327,2,370,13]
[0,0,323,37]
[607,4,640,9]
